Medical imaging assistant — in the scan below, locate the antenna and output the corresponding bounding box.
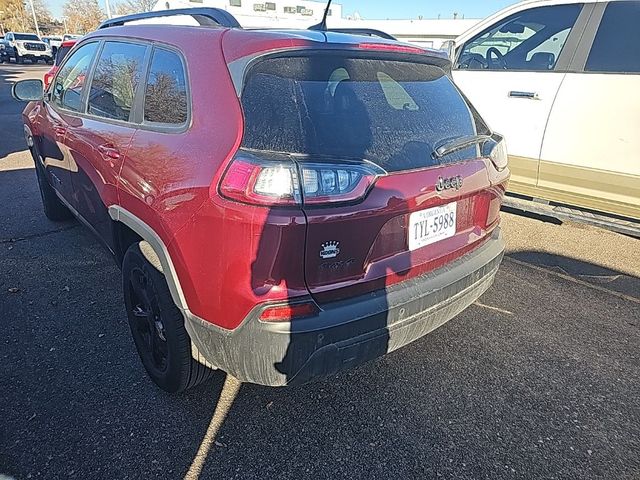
[309,0,333,31]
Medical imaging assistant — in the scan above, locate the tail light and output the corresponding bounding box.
[219,152,384,207]
[482,134,508,171]
[219,156,301,206]
[44,72,54,89]
[299,161,382,205]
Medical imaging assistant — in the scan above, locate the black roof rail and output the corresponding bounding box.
[98,7,241,30]
[325,28,396,40]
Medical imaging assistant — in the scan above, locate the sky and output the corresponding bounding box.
[338,0,516,20]
[46,0,516,23]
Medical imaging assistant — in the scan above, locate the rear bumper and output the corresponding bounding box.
[185,228,505,386]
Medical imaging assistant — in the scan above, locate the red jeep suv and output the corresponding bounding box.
[13,8,509,392]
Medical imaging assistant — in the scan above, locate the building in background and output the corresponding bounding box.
[332,17,479,49]
[153,0,343,29]
[152,0,479,49]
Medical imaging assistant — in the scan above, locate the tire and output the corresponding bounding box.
[15,50,22,64]
[122,242,216,393]
[32,149,73,221]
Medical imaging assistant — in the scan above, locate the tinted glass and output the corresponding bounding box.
[144,48,188,125]
[15,33,40,41]
[51,42,98,112]
[457,4,582,71]
[242,55,479,172]
[55,45,72,66]
[586,1,640,73]
[88,41,147,122]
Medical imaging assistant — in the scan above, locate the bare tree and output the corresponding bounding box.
[62,0,104,33]
[113,0,156,16]
[26,0,54,33]
[0,0,29,32]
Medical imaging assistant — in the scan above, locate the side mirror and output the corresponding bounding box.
[12,79,44,102]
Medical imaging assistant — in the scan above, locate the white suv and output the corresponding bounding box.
[4,32,53,64]
[451,0,639,227]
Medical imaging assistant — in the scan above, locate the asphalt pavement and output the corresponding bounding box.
[1,64,639,480]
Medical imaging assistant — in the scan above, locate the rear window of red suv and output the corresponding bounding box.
[55,45,72,65]
[241,53,481,172]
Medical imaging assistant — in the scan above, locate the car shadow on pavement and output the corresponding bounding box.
[508,250,640,299]
[0,64,46,160]
[3,158,639,480]
[0,167,76,241]
[2,67,639,480]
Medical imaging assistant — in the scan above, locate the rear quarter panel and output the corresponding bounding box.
[117,28,244,302]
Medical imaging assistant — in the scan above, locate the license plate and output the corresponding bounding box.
[408,202,457,251]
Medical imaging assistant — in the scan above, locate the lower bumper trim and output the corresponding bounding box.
[185,228,505,386]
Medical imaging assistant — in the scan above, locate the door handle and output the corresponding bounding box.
[53,126,66,137]
[97,144,121,160]
[509,91,540,100]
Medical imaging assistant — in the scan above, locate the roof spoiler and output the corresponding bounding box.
[325,28,396,40]
[98,7,241,30]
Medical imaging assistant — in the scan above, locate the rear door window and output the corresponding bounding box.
[241,54,480,172]
[87,41,148,122]
[585,1,640,73]
[51,42,99,113]
[143,48,188,125]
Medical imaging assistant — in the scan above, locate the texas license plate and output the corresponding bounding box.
[408,202,457,251]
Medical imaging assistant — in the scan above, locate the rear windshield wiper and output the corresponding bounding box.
[433,134,491,159]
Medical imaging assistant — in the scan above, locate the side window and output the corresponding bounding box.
[457,4,583,71]
[51,42,99,112]
[143,48,188,125]
[87,41,147,122]
[585,1,640,73]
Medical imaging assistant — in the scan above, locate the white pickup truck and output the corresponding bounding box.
[1,32,53,64]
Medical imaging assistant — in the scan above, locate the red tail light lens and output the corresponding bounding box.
[219,153,384,207]
[357,43,426,54]
[44,72,54,89]
[259,302,318,322]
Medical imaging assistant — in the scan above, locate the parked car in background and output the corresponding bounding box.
[62,34,82,42]
[43,39,77,89]
[42,35,63,56]
[1,32,53,64]
[451,0,640,231]
[12,8,508,393]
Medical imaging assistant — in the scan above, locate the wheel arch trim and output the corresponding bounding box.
[108,205,190,314]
